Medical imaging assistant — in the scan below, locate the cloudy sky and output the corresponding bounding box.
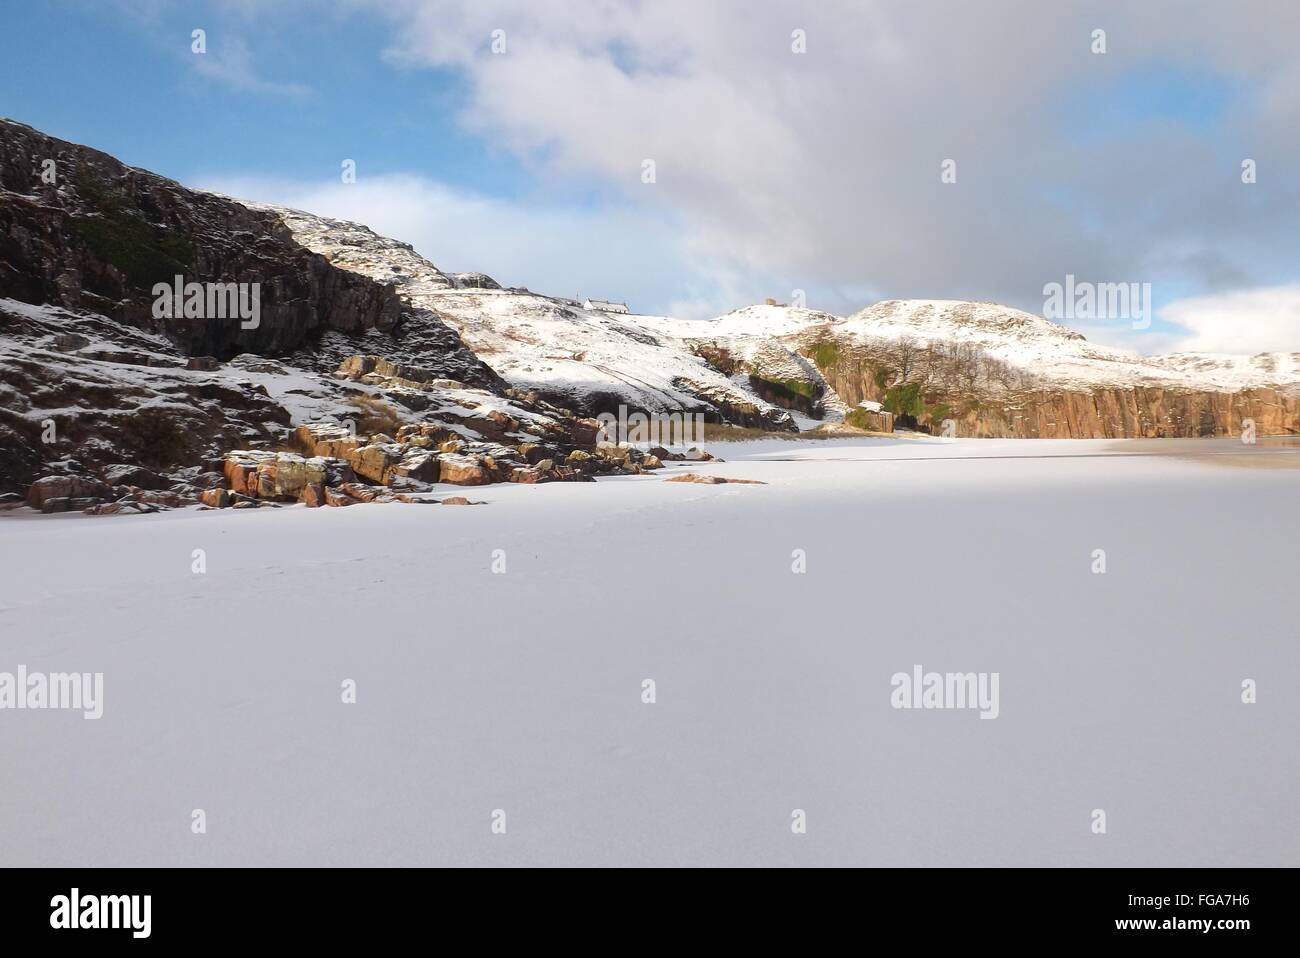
[4,0,1300,353]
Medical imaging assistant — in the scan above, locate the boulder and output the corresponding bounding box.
[649,446,686,461]
[260,453,327,498]
[516,442,551,464]
[26,475,110,508]
[41,496,104,513]
[223,452,274,496]
[133,490,191,508]
[191,471,227,490]
[387,449,439,483]
[101,464,167,489]
[438,453,492,485]
[338,482,382,502]
[347,443,402,484]
[300,483,325,508]
[323,459,356,486]
[598,444,634,462]
[255,463,279,499]
[664,473,765,485]
[51,333,90,351]
[199,488,231,509]
[84,500,160,516]
[295,423,361,460]
[335,354,442,385]
[388,475,432,493]
[324,487,360,507]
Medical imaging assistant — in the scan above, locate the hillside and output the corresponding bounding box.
[635,301,1300,438]
[3,118,1300,509]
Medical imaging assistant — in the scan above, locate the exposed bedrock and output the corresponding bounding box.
[808,338,1300,438]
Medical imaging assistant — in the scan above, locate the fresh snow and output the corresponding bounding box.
[239,204,796,424]
[2,437,1296,866]
[834,300,1300,392]
[0,298,375,432]
[243,203,1300,408]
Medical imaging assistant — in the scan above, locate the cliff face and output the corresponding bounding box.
[0,119,514,497]
[810,339,1300,438]
[0,119,496,385]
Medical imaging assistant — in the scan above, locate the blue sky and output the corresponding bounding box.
[0,2,527,197]
[4,1,1300,352]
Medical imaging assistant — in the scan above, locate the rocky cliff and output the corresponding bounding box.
[0,118,495,384]
[799,317,1300,439]
[0,122,703,508]
[815,349,1300,437]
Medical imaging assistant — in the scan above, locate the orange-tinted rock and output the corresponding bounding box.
[813,343,1300,439]
[665,474,765,484]
[324,487,360,507]
[337,482,381,502]
[347,443,401,483]
[199,488,231,508]
[25,475,110,508]
[387,449,439,483]
[509,465,548,484]
[222,454,269,496]
[438,454,492,485]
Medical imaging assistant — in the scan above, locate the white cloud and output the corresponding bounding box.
[196,174,1300,352]
[189,35,311,98]
[1161,285,1300,354]
[176,1,1300,350]
[348,0,1300,347]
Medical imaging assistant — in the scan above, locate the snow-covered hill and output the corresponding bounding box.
[254,202,1300,413]
[648,299,1300,394]
[833,300,1300,392]
[255,205,798,430]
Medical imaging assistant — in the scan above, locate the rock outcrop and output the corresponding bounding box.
[0,118,496,383]
[0,298,291,494]
[806,335,1300,438]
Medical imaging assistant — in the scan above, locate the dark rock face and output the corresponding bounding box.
[0,118,495,386]
[0,298,293,491]
[745,373,821,417]
[0,420,42,491]
[0,118,518,500]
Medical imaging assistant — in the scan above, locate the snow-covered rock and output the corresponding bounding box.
[254,204,797,431]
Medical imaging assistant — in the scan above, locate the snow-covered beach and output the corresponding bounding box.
[2,437,1296,867]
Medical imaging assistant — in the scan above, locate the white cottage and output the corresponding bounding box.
[583,298,630,314]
